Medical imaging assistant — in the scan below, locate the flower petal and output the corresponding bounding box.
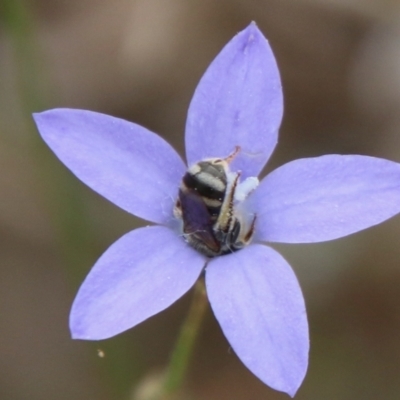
[206,244,309,397]
[70,226,205,340]
[33,109,186,225]
[250,155,400,243]
[185,23,283,178]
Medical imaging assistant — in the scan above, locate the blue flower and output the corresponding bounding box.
[33,23,400,397]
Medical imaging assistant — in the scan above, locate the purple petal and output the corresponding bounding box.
[206,244,308,397]
[70,226,205,340]
[185,23,283,178]
[33,109,186,225]
[250,155,400,243]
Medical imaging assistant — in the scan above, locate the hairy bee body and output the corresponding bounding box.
[174,147,257,257]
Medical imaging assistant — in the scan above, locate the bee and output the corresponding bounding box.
[174,146,258,257]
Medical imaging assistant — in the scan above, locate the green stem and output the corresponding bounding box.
[157,278,208,399]
[1,0,46,112]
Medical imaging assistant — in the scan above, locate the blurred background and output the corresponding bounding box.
[1,0,400,399]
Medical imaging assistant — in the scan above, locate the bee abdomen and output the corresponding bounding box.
[202,198,222,218]
[182,164,226,201]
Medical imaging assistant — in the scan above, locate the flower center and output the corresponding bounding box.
[173,149,258,257]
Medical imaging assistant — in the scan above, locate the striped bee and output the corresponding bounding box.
[174,146,258,257]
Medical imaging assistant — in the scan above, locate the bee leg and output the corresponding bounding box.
[214,172,241,234]
[173,199,183,219]
[244,214,257,243]
[224,145,241,164]
[234,214,257,251]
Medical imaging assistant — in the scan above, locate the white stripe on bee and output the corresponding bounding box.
[188,164,202,175]
[203,197,222,208]
[196,171,226,192]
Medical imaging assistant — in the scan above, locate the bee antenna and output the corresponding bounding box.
[224,146,241,164]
